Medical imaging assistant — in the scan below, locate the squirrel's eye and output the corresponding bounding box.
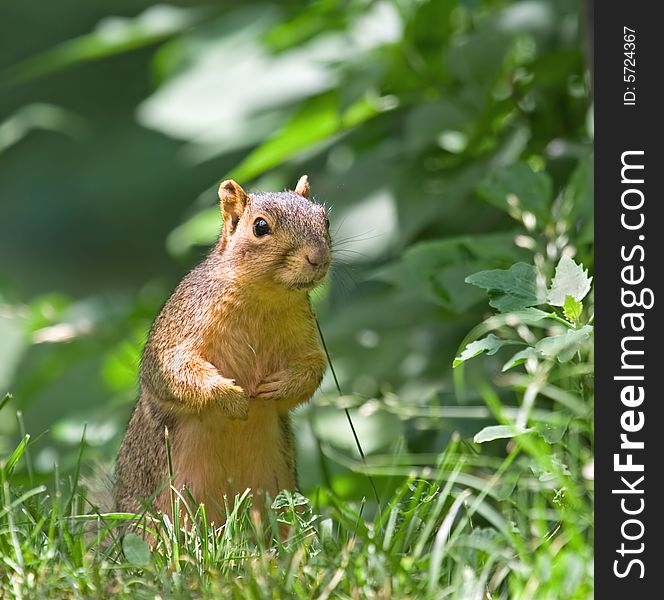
[325,216,330,230]
[253,218,271,237]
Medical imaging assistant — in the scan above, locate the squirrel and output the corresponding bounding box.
[114,176,330,526]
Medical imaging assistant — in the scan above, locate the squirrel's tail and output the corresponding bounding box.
[81,460,115,514]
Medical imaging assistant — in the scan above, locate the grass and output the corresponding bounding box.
[0,396,593,600]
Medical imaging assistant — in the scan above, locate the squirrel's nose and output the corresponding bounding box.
[305,247,328,268]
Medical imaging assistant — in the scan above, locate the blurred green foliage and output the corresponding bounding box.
[1,0,594,596]
[1,0,591,513]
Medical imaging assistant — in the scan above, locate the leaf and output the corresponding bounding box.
[446,29,511,101]
[404,99,469,150]
[502,347,537,371]
[0,104,88,154]
[227,92,379,183]
[3,6,201,86]
[453,334,522,368]
[496,308,555,327]
[534,325,593,363]
[372,232,527,312]
[503,325,593,368]
[122,533,152,567]
[534,412,573,444]
[473,425,532,444]
[465,263,546,313]
[435,264,489,312]
[271,490,310,510]
[0,393,11,413]
[547,256,592,306]
[477,163,553,221]
[4,435,30,475]
[563,295,583,323]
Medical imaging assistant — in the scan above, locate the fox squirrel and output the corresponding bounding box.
[114,176,330,524]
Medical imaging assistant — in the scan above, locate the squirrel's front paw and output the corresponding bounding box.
[215,378,249,420]
[255,371,289,400]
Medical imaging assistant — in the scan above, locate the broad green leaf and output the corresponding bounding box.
[405,100,469,150]
[502,347,537,371]
[534,325,593,363]
[547,256,592,306]
[373,232,527,311]
[446,29,511,101]
[435,264,489,312]
[473,425,532,444]
[271,490,310,510]
[503,325,593,371]
[534,412,573,444]
[227,92,379,183]
[563,295,583,323]
[453,334,522,368]
[3,6,201,86]
[477,163,553,221]
[465,263,546,313]
[0,104,87,154]
[123,533,152,567]
[496,308,555,326]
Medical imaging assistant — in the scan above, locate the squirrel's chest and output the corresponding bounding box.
[207,306,311,391]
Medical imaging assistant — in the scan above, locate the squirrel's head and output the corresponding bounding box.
[217,176,331,291]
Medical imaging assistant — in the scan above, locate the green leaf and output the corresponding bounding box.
[4,435,30,475]
[271,490,310,510]
[534,412,573,444]
[503,325,593,368]
[453,334,522,368]
[373,232,527,312]
[473,425,532,444]
[563,295,583,323]
[122,533,152,567]
[502,347,537,371]
[547,256,592,306]
[0,393,11,413]
[404,100,469,150]
[534,325,593,363]
[3,6,201,86]
[477,163,553,221]
[0,104,88,154]
[497,308,556,327]
[227,92,379,183]
[465,263,546,313]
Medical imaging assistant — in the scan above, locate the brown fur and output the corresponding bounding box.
[115,176,330,525]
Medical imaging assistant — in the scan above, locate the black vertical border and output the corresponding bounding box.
[595,2,662,595]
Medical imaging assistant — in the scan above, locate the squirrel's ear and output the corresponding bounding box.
[294,175,310,198]
[218,180,247,234]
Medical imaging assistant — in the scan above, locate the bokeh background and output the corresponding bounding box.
[0,0,592,501]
